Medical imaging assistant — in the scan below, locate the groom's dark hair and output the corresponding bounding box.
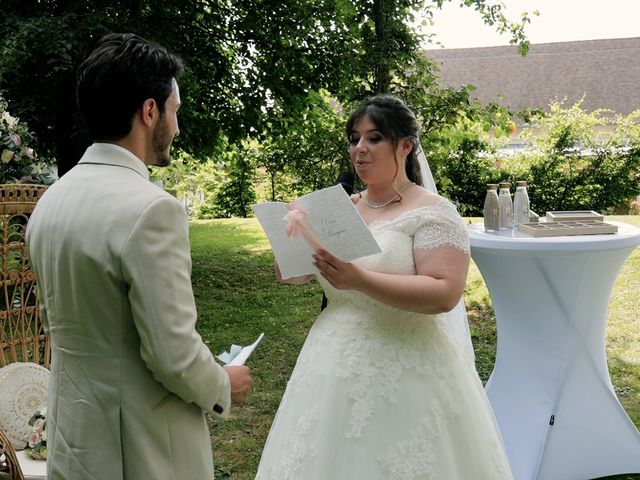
[76,33,184,142]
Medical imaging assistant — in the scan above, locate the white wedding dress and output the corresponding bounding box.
[255,199,513,480]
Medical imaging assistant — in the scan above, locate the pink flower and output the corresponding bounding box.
[10,133,21,146]
[33,418,45,433]
[27,431,41,448]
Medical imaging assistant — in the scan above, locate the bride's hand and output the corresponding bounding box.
[313,249,364,290]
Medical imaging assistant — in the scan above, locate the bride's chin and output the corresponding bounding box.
[354,168,372,181]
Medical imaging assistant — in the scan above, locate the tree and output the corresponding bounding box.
[343,0,535,101]
[0,0,359,174]
[213,150,256,218]
[515,102,640,213]
[1,4,110,175]
[253,90,350,200]
[242,0,534,207]
[1,0,536,218]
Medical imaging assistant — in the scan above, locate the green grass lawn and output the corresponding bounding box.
[190,217,640,480]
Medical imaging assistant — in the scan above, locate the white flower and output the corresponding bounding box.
[1,98,53,185]
[2,110,18,128]
[1,149,13,163]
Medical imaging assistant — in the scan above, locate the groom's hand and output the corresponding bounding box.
[225,365,253,405]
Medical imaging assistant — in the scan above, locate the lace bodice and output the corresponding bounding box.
[320,198,469,307]
[367,199,469,255]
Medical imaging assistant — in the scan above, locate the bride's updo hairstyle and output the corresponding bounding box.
[346,94,423,187]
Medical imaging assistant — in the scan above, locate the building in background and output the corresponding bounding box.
[425,37,640,117]
[425,37,640,155]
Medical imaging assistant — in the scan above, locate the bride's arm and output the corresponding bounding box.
[275,260,315,285]
[312,247,469,314]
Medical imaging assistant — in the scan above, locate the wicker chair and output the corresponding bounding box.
[0,184,49,480]
[0,428,24,480]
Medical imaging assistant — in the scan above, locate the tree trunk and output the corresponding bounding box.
[373,0,391,94]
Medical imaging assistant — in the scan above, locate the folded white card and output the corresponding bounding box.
[217,333,264,366]
[252,185,381,279]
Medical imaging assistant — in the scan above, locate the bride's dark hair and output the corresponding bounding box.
[345,94,423,187]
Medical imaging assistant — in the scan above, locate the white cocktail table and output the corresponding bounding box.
[469,221,640,480]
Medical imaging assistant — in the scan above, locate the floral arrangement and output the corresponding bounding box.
[0,96,54,185]
[24,407,47,460]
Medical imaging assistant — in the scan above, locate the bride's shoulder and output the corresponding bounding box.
[406,190,464,226]
[411,186,451,209]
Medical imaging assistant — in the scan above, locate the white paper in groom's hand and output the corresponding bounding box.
[217,333,264,366]
[251,185,381,279]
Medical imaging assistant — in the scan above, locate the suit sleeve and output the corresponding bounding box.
[121,195,231,417]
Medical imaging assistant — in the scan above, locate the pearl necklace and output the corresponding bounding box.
[365,182,414,209]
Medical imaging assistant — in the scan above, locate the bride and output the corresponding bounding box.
[255,94,512,479]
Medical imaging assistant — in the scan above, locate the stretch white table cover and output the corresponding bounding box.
[469,221,640,480]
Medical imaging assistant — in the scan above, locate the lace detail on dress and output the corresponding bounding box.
[255,409,318,480]
[338,329,452,440]
[338,338,404,439]
[413,203,470,254]
[367,199,470,254]
[282,301,455,439]
[380,381,512,480]
[380,387,463,480]
[488,436,515,479]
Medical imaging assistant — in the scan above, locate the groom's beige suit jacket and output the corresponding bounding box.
[27,143,230,480]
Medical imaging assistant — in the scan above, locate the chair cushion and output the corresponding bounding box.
[0,363,49,450]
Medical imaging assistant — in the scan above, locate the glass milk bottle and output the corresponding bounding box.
[483,184,500,232]
[498,182,513,229]
[513,180,530,226]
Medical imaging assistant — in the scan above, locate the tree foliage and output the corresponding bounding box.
[0,0,359,174]
[514,102,640,214]
[1,0,538,216]
[253,91,350,199]
[213,152,257,218]
[430,0,535,55]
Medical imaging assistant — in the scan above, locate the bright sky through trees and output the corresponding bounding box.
[422,0,640,49]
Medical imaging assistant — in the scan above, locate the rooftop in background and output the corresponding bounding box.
[425,37,640,117]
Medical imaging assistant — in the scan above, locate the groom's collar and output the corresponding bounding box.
[78,143,150,180]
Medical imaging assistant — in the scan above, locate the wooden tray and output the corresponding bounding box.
[517,220,618,237]
[545,210,604,222]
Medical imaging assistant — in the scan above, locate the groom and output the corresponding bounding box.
[27,33,252,479]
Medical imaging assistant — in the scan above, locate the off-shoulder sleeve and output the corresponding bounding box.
[413,201,470,254]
